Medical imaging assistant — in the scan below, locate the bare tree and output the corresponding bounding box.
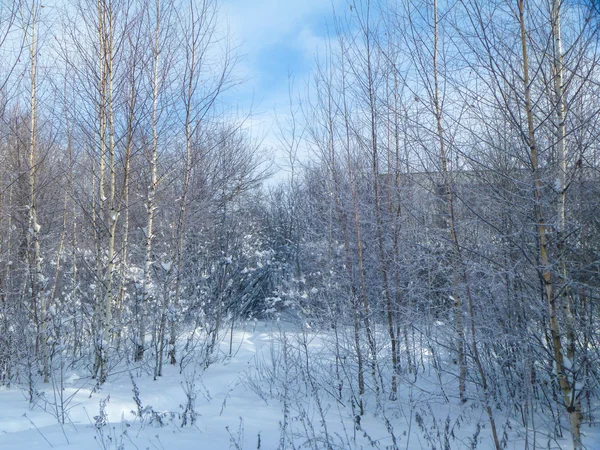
[168,0,233,366]
[19,0,48,383]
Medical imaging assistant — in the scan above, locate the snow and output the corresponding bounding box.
[0,323,598,449]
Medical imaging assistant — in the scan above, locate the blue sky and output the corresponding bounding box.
[219,0,345,162]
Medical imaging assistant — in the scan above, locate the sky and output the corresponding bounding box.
[218,0,346,179]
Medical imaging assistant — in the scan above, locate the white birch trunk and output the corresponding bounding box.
[136,0,161,361]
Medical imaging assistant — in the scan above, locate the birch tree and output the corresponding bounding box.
[454,0,600,445]
[20,0,48,383]
[135,0,169,362]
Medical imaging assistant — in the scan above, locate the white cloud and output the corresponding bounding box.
[220,0,340,51]
[217,0,346,183]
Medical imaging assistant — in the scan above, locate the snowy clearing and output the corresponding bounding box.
[1,322,597,450]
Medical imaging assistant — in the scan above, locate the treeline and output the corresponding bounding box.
[270,0,600,448]
[0,0,274,389]
[1,0,600,448]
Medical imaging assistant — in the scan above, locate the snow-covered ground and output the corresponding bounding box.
[0,322,598,449]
